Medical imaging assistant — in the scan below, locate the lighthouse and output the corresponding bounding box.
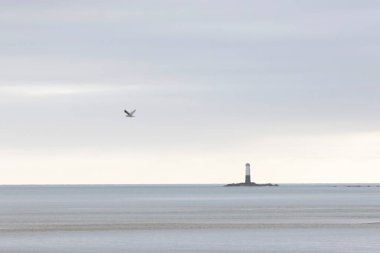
[245,163,251,184]
[225,162,278,187]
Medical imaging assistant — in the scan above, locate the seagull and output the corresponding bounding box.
[124,109,136,117]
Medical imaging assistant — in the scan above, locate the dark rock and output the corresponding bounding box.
[224,182,279,187]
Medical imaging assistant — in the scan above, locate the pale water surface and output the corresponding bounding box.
[0,184,379,252]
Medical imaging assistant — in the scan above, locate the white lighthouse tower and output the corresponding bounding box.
[245,163,251,184]
[225,162,277,187]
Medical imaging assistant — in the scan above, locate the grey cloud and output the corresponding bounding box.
[0,0,379,151]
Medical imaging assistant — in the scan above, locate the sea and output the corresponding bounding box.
[0,184,379,253]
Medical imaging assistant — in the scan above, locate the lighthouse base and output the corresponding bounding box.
[224,182,278,187]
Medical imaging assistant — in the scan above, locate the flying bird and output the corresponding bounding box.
[124,109,136,117]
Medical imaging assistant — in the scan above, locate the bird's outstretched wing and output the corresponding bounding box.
[124,110,130,115]
[130,109,136,115]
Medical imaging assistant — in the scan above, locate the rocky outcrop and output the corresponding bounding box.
[224,182,278,187]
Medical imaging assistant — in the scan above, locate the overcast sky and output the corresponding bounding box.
[1,0,379,184]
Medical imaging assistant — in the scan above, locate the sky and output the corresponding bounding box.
[1,0,379,184]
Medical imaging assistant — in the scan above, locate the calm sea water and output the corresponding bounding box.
[0,184,379,253]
